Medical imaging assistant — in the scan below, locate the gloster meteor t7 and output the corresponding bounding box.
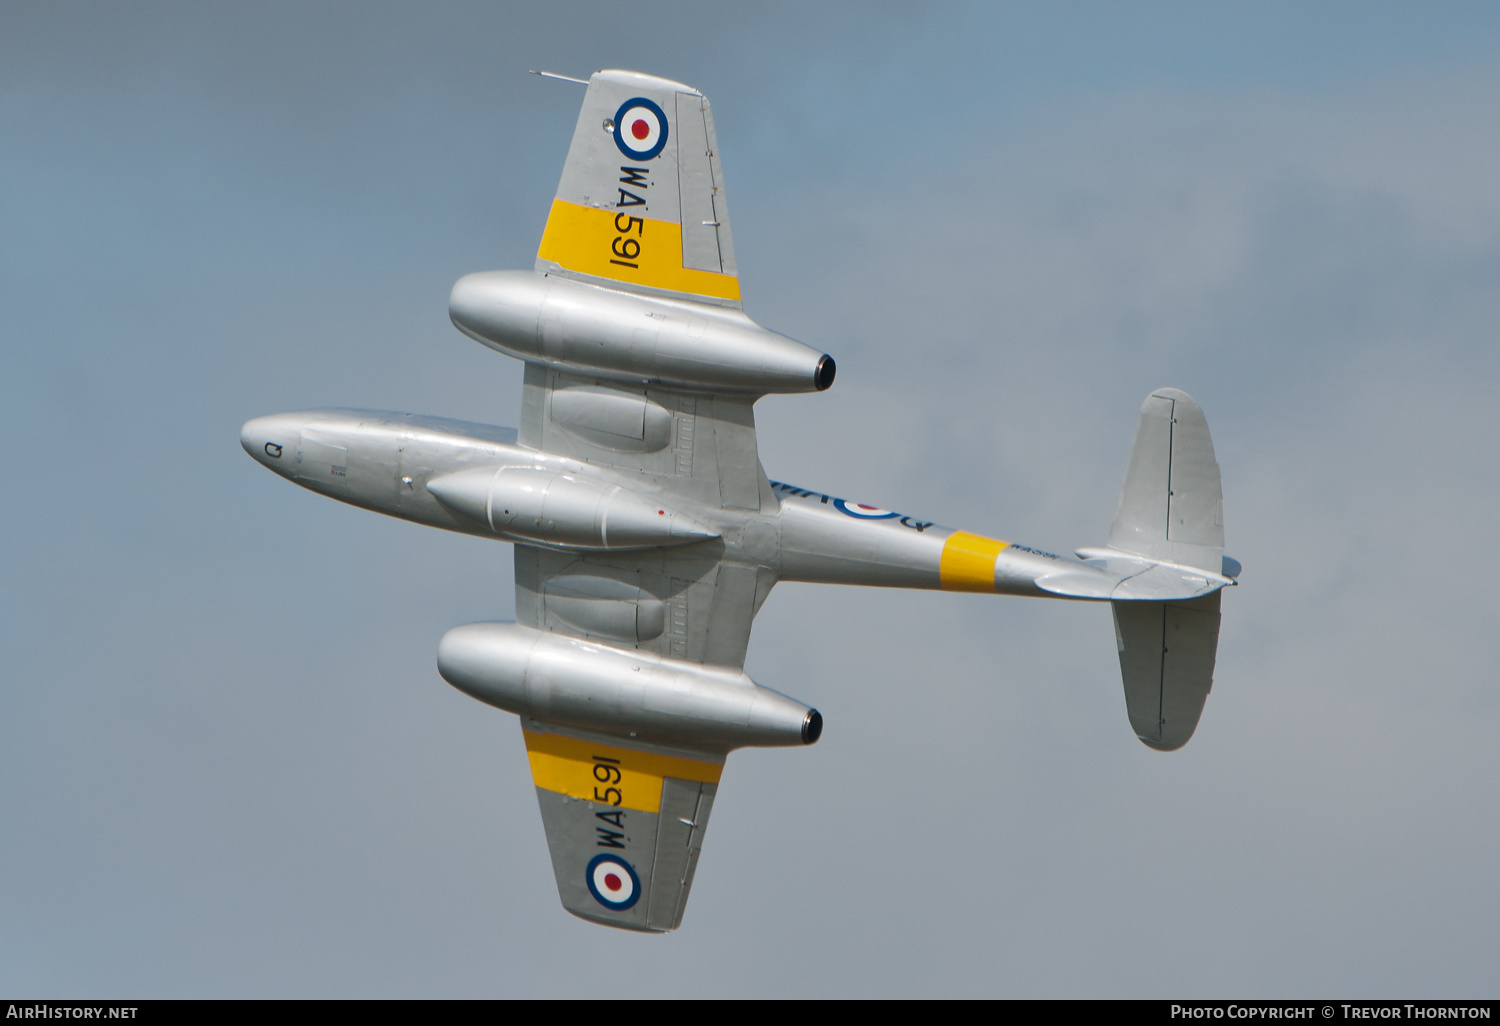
[242,70,1237,933]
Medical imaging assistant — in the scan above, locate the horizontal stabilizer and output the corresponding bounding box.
[1112,592,1221,751]
[1038,557,1229,601]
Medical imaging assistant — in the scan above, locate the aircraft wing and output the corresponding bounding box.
[536,69,740,306]
[513,365,777,665]
[509,70,789,930]
[511,361,778,928]
[521,725,723,931]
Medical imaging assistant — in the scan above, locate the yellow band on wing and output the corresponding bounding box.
[939,531,1009,592]
[536,198,742,302]
[522,729,723,815]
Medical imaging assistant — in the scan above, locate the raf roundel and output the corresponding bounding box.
[612,97,669,162]
[833,498,901,520]
[586,853,642,911]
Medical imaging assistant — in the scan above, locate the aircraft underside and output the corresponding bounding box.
[242,68,1236,932]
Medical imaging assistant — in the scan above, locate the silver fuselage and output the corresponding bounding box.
[241,408,1227,600]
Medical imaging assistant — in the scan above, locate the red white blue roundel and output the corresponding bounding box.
[586,853,641,911]
[833,498,901,520]
[613,97,669,161]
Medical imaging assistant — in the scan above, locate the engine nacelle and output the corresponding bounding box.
[426,465,718,551]
[449,270,836,395]
[436,622,822,751]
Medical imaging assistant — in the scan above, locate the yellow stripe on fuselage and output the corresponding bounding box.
[536,198,742,302]
[939,531,1010,592]
[522,728,724,815]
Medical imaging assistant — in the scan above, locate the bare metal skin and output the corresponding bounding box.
[241,69,1236,933]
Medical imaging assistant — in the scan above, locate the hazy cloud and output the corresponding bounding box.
[3,2,1497,996]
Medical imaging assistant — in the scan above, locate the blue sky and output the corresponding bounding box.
[3,2,1499,996]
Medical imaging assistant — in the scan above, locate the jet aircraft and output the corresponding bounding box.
[241,70,1237,933]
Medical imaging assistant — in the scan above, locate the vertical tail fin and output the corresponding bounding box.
[1107,388,1224,573]
[536,69,742,306]
[1106,388,1229,751]
[1112,592,1221,751]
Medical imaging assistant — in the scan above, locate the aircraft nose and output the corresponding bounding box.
[240,413,303,469]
